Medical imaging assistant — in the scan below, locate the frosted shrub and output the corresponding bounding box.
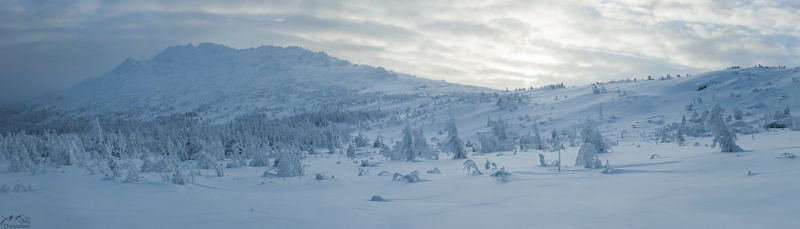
[580,120,612,154]
[576,144,602,169]
[315,173,334,181]
[12,184,32,193]
[444,120,467,159]
[346,144,356,159]
[538,153,546,167]
[463,159,482,176]
[426,167,442,174]
[194,151,218,169]
[122,161,145,183]
[8,153,33,173]
[354,133,370,147]
[490,167,511,183]
[248,150,271,167]
[161,169,197,185]
[275,146,303,177]
[392,171,421,183]
[395,125,432,160]
[369,195,387,202]
[0,184,9,193]
[49,135,82,166]
[707,104,744,152]
[140,156,176,173]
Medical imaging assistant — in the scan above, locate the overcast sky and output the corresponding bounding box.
[2,0,800,102]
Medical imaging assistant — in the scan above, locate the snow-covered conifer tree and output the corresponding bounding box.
[397,125,416,161]
[413,128,433,159]
[532,121,544,150]
[706,104,744,152]
[346,143,356,159]
[275,145,303,177]
[580,120,611,154]
[444,119,467,159]
[354,133,370,148]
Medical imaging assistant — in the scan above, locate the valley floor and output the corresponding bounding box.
[2,130,799,229]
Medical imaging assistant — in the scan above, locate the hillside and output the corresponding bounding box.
[3,44,800,229]
[34,43,488,122]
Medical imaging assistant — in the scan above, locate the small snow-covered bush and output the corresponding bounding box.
[8,153,33,173]
[490,167,511,182]
[463,160,482,176]
[426,167,442,174]
[377,171,391,176]
[602,168,622,174]
[778,152,796,159]
[315,173,334,181]
[360,160,377,167]
[161,169,197,185]
[248,150,271,167]
[193,151,217,169]
[12,184,33,193]
[122,161,145,183]
[346,144,356,159]
[369,195,387,202]
[0,184,9,193]
[141,156,177,173]
[392,171,421,183]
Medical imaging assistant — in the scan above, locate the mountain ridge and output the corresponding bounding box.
[34,43,490,122]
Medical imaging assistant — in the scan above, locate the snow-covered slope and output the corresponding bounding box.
[30,42,800,140]
[35,43,487,122]
[356,66,800,146]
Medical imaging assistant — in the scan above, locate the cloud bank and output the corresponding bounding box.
[2,0,800,101]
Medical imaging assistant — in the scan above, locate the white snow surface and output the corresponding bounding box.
[1,131,799,228]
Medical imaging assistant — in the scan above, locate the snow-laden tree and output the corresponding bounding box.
[579,120,612,154]
[575,120,608,168]
[491,118,510,142]
[354,133,370,148]
[676,116,687,146]
[397,125,416,161]
[346,143,356,159]
[531,121,544,150]
[479,118,516,153]
[87,118,111,160]
[549,129,564,152]
[413,128,434,160]
[393,125,432,161]
[275,144,304,177]
[706,104,744,152]
[248,150,271,167]
[444,120,467,159]
[373,135,384,148]
[576,143,602,169]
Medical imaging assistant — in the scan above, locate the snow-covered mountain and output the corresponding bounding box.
[35,43,487,122]
[29,42,800,139]
[6,43,800,229]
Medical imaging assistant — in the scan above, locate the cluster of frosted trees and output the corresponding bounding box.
[385,125,435,161]
[655,101,765,152]
[0,109,393,181]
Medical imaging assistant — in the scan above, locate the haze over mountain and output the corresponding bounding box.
[35,43,488,122]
